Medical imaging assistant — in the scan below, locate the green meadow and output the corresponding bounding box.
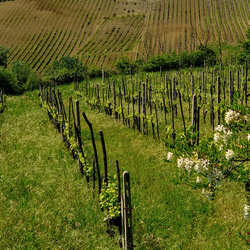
[0,84,249,249]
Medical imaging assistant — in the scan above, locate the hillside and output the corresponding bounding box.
[0,0,250,70]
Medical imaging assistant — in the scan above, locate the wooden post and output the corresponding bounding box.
[122,78,126,102]
[138,90,141,131]
[67,98,72,145]
[102,67,105,83]
[75,100,84,176]
[192,94,197,145]
[229,70,234,105]
[245,59,248,107]
[121,171,133,249]
[217,76,221,125]
[116,161,121,203]
[162,92,167,126]
[178,90,186,134]
[142,83,146,134]
[170,77,174,131]
[112,80,116,120]
[197,106,200,145]
[99,130,108,185]
[58,90,65,136]
[191,75,194,97]
[202,71,207,123]
[241,65,244,104]
[236,69,240,93]
[210,84,214,129]
[154,103,160,140]
[82,112,101,194]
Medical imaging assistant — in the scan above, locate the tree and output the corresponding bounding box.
[0,46,9,68]
[237,29,250,64]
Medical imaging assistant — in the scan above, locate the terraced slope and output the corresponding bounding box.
[0,0,249,70]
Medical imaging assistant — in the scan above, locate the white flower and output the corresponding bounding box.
[177,157,194,172]
[225,109,246,125]
[214,132,220,142]
[215,125,225,132]
[183,158,194,172]
[214,125,232,144]
[247,134,250,141]
[196,176,202,183]
[177,158,185,168]
[243,204,250,220]
[225,149,235,160]
[194,158,210,174]
[167,152,174,161]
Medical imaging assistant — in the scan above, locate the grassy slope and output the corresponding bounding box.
[0,93,118,249]
[58,83,250,249]
[0,85,249,248]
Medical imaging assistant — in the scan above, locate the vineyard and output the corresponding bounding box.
[0,0,250,249]
[0,0,250,70]
[0,62,249,248]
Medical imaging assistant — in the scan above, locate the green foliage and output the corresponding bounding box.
[43,55,88,85]
[0,60,39,95]
[9,61,32,91]
[0,93,118,249]
[237,29,250,64]
[99,176,120,219]
[130,46,217,72]
[116,57,144,74]
[167,93,249,199]
[88,67,117,79]
[0,46,9,68]
[0,67,18,94]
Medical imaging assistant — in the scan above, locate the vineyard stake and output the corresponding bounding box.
[121,171,134,249]
[82,112,101,194]
[75,100,84,176]
[229,70,234,105]
[113,80,116,120]
[178,90,186,135]
[142,83,146,134]
[192,94,197,146]
[99,130,108,185]
[217,76,221,125]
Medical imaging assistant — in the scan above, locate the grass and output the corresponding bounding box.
[0,81,249,248]
[58,82,249,249]
[0,93,118,249]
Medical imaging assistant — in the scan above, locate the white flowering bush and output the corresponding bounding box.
[165,93,249,205]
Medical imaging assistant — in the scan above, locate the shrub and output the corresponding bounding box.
[0,60,39,94]
[0,46,9,68]
[0,67,18,94]
[237,29,250,64]
[44,55,88,85]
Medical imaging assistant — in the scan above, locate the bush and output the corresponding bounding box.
[0,60,39,95]
[0,46,9,68]
[45,55,88,85]
[237,29,250,64]
[0,67,18,94]
[116,57,144,74]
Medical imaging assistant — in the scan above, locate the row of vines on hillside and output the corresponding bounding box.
[73,63,249,220]
[75,63,249,145]
[39,86,134,249]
